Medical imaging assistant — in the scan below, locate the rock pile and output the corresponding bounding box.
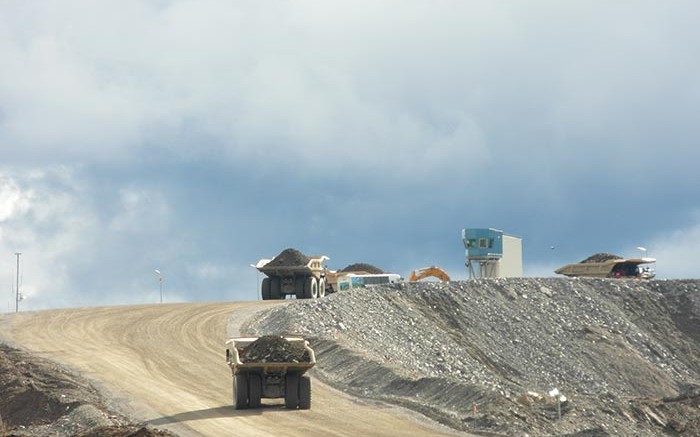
[0,344,175,437]
[340,263,384,274]
[240,336,311,363]
[581,253,623,263]
[244,278,700,437]
[265,248,310,267]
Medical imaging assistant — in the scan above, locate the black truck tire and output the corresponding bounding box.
[270,277,282,299]
[304,277,318,299]
[233,374,248,409]
[298,375,311,409]
[285,374,299,409]
[248,374,262,408]
[295,276,305,299]
[261,278,271,300]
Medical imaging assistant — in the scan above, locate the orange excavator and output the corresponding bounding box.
[409,266,451,282]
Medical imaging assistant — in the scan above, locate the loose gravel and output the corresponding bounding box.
[244,278,700,437]
[0,344,176,437]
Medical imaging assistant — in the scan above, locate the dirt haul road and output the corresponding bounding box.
[1,302,462,437]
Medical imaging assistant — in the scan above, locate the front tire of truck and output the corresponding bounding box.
[261,278,271,300]
[233,374,249,409]
[248,374,262,408]
[285,374,299,409]
[318,278,326,298]
[298,375,311,409]
[304,277,318,299]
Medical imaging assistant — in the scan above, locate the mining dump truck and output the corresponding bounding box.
[256,248,330,300]
[326,262,386,293]
[555,253,656,279]
[225,336,315,409]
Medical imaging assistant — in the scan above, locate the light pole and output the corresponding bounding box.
[154,269,163,303]
[14,252,21,313]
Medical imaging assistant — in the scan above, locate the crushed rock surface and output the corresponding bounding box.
[244,278,700,437]
[0,344,176,437]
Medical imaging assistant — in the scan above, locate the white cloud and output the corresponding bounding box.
[0,168,94,308]
[109,187,171,234]
[648,214,700,279]
[0,1,698,310]
[0,176,31,222]
[6,1,695,177]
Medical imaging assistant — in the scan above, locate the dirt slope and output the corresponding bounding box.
[0,302,463,437]
[247,278,700,437]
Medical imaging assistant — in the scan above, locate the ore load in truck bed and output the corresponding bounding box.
[239,335,311,363]
[340,263,384,274]
[265,248,311,268]
[580,253,623,263]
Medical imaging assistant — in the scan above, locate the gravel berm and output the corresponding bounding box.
[243,278,700,437]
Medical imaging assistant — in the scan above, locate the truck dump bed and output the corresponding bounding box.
[226,337,316,375]
[256,256,328,277]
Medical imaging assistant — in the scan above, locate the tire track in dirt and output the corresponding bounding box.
[1,302,466,437]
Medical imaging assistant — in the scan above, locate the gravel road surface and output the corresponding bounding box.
[0,301,466,437]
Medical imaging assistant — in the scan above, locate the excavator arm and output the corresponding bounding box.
[409,266,451,282]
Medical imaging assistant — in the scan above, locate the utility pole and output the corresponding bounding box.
[14,252,21,313]
[155,269,163,304]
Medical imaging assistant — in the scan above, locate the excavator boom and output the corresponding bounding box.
[409,266,451,282]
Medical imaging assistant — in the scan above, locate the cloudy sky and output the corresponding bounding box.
[1,1,699,311]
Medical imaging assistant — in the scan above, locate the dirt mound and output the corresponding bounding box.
[340,263,384,274]
[581,253,623,263]
[245,278,700,437]
[75,426,175,437]
[0,344,176,437]
[266,248,310,267]
[240,336,311,363]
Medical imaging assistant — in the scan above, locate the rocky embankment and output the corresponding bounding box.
[0,344,175,437]
[244,278,700,437]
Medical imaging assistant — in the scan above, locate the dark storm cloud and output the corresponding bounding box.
[1,1,699,309]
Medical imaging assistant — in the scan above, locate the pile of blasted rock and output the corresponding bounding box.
[340,263,384,274]
[265,248,311,267]
[581,253,623,263]
[239,336,311,364]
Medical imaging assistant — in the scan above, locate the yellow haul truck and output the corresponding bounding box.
[555,253,656,279]
[255,248,330,299]
[226,336,316,410]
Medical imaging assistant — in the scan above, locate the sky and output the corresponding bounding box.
[1,1,699,311]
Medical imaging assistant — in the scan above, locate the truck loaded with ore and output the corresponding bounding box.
[226,335,315,410]
[255,249,330,300]
[254,248,391,300]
